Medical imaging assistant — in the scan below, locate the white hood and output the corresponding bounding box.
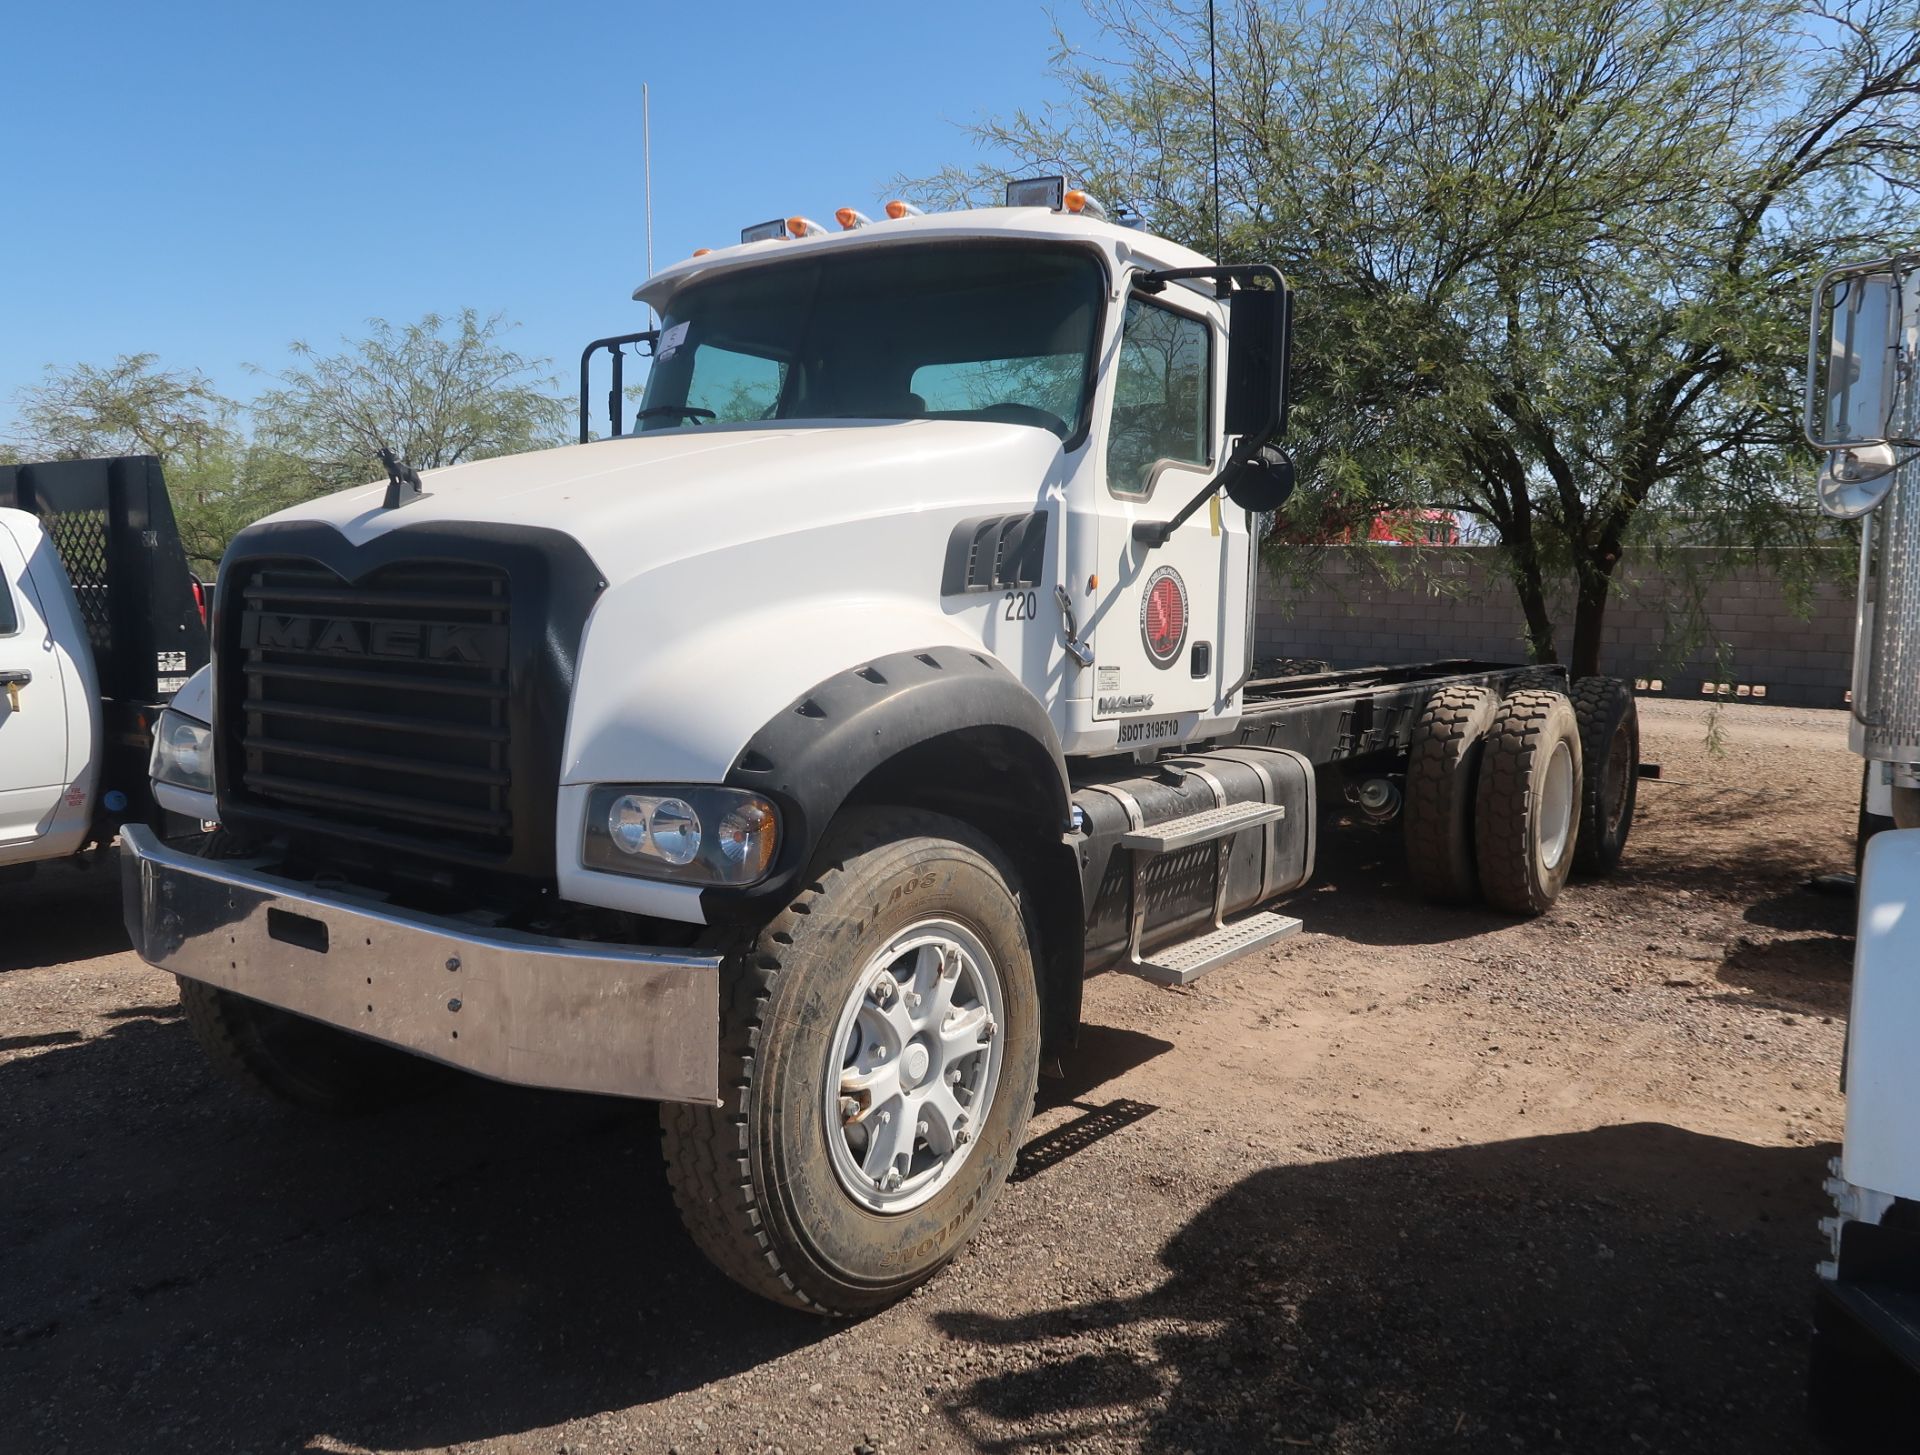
[262,420,1062,587]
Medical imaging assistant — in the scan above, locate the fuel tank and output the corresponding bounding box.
[1071,746,1314,975]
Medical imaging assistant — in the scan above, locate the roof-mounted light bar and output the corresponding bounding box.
[884,200,923,220]
[787,216,828,238]
[835,207,873,230]
[1005,175,1107,220]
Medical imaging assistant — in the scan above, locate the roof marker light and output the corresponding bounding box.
[692,247,713,257]
[884,200,924,220]
[787,216,827,238]
[1005,176,1066,210]
[1064,188,1108,220]
[835,207,872,230]
[740,218,787,244]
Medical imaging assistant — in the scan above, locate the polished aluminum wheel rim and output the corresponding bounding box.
[1540,738,1576,871]
[824,918,1005,1214]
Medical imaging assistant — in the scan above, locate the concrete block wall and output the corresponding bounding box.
[1255,547,1857,709]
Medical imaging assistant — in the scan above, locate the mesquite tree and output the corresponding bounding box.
[942,0,1920,671]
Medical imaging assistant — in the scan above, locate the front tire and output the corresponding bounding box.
[177,977,441,1115]
[660,810,1041,1316]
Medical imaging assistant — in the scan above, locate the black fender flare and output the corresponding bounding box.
[706,646,1071,920]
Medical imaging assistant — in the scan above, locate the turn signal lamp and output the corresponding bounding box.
[884,199,924,220]
[740,218,787,244]
[787,216,827,238]
[836,207,872,230]
[1064,188,1108,220]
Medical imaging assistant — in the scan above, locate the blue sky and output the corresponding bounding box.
[0,0,1083,434]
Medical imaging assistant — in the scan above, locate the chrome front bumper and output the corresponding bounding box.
[119,825,722,1103]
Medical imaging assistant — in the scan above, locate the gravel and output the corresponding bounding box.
[0,699,1852,1453]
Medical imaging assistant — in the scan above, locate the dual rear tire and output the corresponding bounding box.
[1404,676,1636,915]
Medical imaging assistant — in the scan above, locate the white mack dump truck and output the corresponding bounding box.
[1806,255,1920,1429]
[121,181,1642,1315]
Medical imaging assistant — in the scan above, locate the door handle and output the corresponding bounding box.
[1,668,29,712]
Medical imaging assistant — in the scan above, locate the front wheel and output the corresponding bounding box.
[660,810,1040,1315]
[177,977,442,1115]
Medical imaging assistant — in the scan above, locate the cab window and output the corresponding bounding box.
[680,343,785,424]
[1106,296,1212,498]
[0,565,17,635]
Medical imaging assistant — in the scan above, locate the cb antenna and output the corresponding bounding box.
[1208,0,1222,261]
[643,81,656,329]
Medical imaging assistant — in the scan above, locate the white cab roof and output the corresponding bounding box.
[633,206,1219,309]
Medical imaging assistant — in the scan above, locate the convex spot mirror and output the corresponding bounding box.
[1808,269,1906,451]
[1226,446,1296,514]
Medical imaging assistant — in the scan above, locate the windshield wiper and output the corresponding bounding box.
[632,405,718,425]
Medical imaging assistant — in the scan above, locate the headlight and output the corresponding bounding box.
[151,709,214,793]
[583,785,780,886]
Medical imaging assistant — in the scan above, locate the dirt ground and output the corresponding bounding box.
[0,698,1860,1455]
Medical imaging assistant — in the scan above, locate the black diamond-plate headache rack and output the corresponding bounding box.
[43,508,113,657]
[0,454,209,704]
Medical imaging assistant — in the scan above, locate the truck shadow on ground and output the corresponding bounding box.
[0,858,128,972]
[2,1003,1179,1455]
[2,1008,833,1455]
[936,1123,1836,1454]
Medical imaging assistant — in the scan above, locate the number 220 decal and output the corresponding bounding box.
[1002,590,1039,621]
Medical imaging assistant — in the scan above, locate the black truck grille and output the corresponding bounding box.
[233,559,514,857]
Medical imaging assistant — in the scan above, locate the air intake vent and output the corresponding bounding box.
[941,512,1048,595]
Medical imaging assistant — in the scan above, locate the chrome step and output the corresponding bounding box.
[1130,909,1303,987]
[1118,801,1285,854]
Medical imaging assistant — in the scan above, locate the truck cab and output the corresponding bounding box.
[124,183,1629,1316]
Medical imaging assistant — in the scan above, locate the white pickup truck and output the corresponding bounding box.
[0,456,207,882]
[122,184,1641,1315]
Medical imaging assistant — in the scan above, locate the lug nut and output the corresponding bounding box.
[979,1018,997,1043]
[881,1169,904,1191]
[840,1097,861,1122]
[876,1110,891,1125]
[916,1120,929,1138]
[946,1069,962,1085]
[954,1128,971,1148]
[869,975,895,1004]
[905,991,923,1011]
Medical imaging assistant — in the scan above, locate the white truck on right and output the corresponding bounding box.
[1805,256,1920,1433]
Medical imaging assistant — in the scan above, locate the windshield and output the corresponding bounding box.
[636,243,1105,440]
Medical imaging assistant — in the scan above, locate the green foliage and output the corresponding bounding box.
[932,0,1920,672]
[250,311,566,495]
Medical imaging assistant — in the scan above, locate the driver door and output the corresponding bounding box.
[1090,293,1236,731]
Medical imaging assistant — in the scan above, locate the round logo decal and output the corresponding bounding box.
[1140,565,1188,667]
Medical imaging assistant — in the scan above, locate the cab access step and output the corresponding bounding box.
[1121,801,1300,985]
[1072,748,1315,989]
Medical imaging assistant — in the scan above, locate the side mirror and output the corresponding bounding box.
[1224,285,1291,442]
[1807,268,1903,451]
[1225,446,1296,514]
